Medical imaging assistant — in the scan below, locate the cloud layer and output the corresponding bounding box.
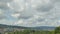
[0,0,60,27]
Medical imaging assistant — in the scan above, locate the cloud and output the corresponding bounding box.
[0,0,60,27]
[0,2,11,10]
[14,19,24,25]
[0,0,13,2]
[0,10,7,20]
[36,4,54,12]
[0,19,15,25]
[11,13,20,18]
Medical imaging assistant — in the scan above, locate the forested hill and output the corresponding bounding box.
[0,24,56,30]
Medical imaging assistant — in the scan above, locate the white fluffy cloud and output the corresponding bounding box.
[0,0,60,27]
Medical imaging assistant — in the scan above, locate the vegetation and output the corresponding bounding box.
[4,26,60,34]
[55,26,60,34]
[6,30,54,34]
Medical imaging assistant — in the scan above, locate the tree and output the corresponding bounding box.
[55,26,60,34]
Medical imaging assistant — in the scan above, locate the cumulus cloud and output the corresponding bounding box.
[0,0,60,27]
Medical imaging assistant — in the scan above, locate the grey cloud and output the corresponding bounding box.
[0,2,10,10]
[18,11,33,19]
[9,3,21,11]
[36,4,54,12]
[0,10,8,20]
[0,0,13,2]
[0,0,60,27]
[10,0,60,27]
[10,10,33,19]
[37,18,45,22]
[0,15,7,20]
[35,0,58,12]
[19,16,32,19]
[0,13,7,20]
[54,0,60,2]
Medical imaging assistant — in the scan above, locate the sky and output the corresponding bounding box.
[0,0,60,27]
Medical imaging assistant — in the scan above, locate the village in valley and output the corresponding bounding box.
[0,24,60,34]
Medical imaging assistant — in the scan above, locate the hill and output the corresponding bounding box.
[0,24,56,31]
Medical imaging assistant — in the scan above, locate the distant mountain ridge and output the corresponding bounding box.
[0,24,56,31]
[0,24,26,29]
